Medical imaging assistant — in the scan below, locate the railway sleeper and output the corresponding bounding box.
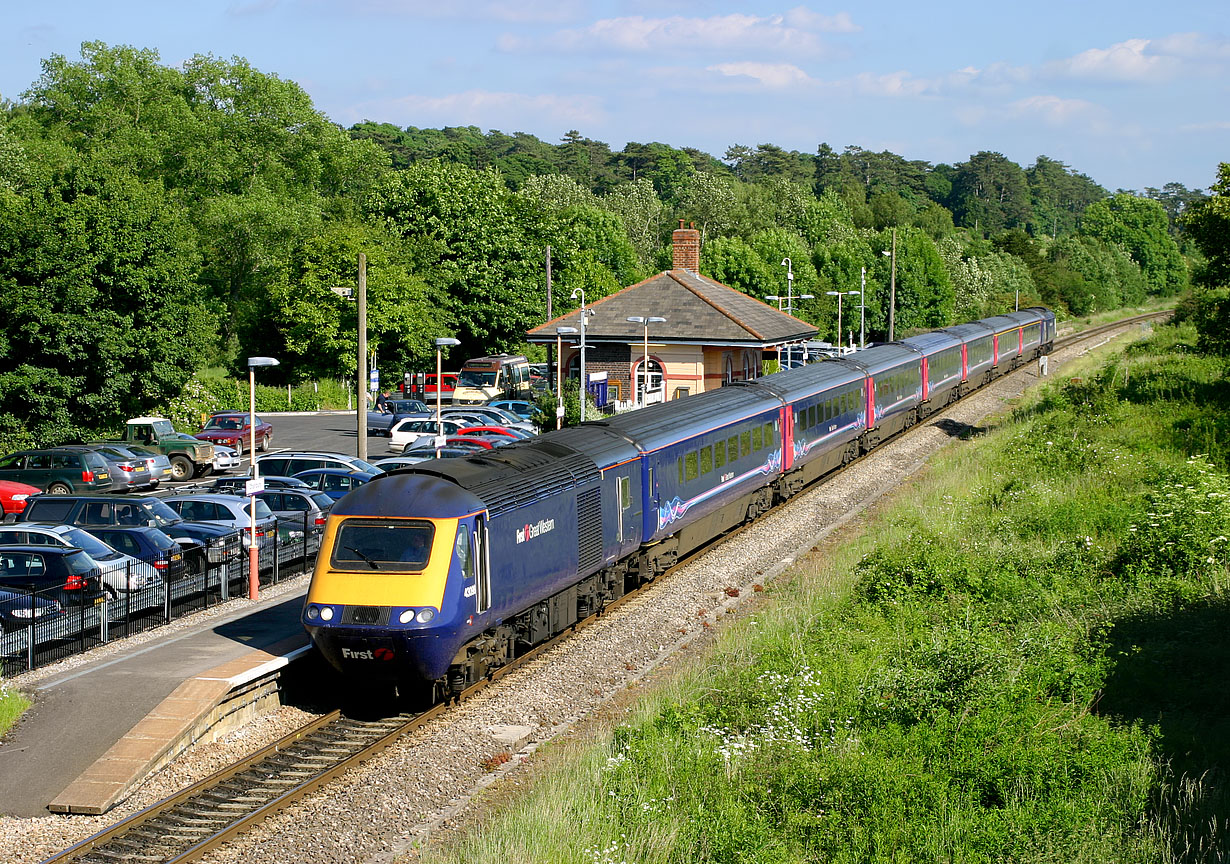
[84,847,164,864]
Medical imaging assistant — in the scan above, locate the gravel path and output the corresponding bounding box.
[0,325,1129,864]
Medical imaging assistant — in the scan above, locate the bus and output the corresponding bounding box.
[452,354,532,404]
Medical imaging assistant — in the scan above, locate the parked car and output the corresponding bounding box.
[211,444,242,474]
[18,495,241,573]
[292,469,378,501]
[254,488,334,552]
[58,444,156,493]
[210,475,308,494]
[367,400,430,436]
[0,479,39,517]
[0,546,107,607]
[486,399,537,421]
[102,444,174,488]
[387,417,469,454]
[0,587,65,633]
[440,405,536,433]
[0,523,162,595]
[84,525,187,582]
[161,494,279,549]
[194,411,274,454]
[383,447,477,464]
[456,425,531,440]
[0,448,113,495]
[256,452,385,477]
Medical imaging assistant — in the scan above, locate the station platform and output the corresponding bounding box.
[0,588,311,818]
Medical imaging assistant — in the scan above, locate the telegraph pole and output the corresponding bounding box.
[357,253,367,462]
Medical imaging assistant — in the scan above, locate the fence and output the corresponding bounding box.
[1,513,323,678]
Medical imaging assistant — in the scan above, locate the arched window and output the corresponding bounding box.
[743,353,751,381]
[724,355,734,385]
[633,358,665,402]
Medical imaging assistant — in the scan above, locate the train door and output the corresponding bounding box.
[474,515,491,614]
[920,357,930,401]
[616,474,632,543]
[781,407,794,470]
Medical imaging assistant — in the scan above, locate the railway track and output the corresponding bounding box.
[40,310,1165,864]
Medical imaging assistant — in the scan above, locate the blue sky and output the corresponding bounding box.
[3,1,1226,193]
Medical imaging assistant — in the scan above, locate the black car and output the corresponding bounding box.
[0,587,65,633]
[84,525,188,582]
[0,546,107,607]
[19,495,240,572]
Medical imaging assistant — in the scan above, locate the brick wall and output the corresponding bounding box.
[672,220,700,272]
[586,342,632,403]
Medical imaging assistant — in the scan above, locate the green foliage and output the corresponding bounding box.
[950,151,1034,236]
[1182,164,1230,288]
[0,681,31,739]
[1084,193,1188,296]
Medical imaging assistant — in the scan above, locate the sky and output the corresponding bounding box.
[2,1,1226,194]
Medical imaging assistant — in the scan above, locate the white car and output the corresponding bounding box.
[387,417,468,453]
[0,523,162,596]
[212,444,242,474]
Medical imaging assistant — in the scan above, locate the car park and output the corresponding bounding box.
[0,523,162,595]
[18,494,241,573]
[101,443,174,488]
[292,468,377,501]
[0,587,65,633]
[387,417,469,454]
[367,399,430,436]
[84,525,187,582]
[456,425,531,440]
[161,494,279,549]
[194,411,274,454]
[0,448,113,495]
[0,546,107,607]
[0,479,39,517]
[256,451,385,477]
[440,405,535,433]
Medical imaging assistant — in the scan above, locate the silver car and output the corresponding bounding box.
[161,493,279,549]
[0,522,161,595]
[255,488,333,553]
[62,444,157,493]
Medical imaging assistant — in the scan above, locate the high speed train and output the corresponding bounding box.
[302,308,1055,697]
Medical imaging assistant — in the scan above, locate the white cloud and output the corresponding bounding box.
[1010,94,1109,129]
[351,89,605,128]
[297,0,581,23]
[503,9,857,55]
[707,62,814,89]
[1046,38,1172,83]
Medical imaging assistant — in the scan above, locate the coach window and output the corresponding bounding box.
[808,405,817,428]
[751,425,763,451]
[763,423,774,447]
[475,518,491,613]
[678,457,685,484]
[700,445,713,475]
[728,434,740,462]
[715,440,726,469]
[685,451,699,482]
[455,524,474,581]
[740,430,751,457]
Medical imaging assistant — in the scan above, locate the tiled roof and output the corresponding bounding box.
[528,269,817,347]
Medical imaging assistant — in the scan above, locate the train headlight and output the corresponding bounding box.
[319,606,335,622]
[306,605,320,621]
[398,609,415,624]
[415,608,436,624]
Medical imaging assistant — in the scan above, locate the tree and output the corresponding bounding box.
[1026,155,1106,238]
[699,236,774,295]
[676,171,736,245]
[1183,163,1230,286]
[1083,193,1187,295]
[602,178,667,272]
[950,152,1033,236]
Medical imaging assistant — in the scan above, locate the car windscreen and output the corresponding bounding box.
[330,519,434,572]
[352,459,382,474]
[61,527,122,560]
[63,550,99,577]
[143,500,183,527]
[458,369,497,387]
[310,492,335,510]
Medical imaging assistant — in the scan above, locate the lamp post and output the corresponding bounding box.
[626,316,666,407]
[555,326,577,429]
[432,338,459,456]
[246,356,278,600]
[846,290,861,351]
[569,288,592,422]
[825,291,859,351]
[881,229,896,341]
[858,267,867,349]
[765,294,783,310]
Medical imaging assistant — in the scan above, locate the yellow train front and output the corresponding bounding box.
[302,471,492,686]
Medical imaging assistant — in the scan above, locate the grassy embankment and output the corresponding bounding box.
[0,684,31,739]
[426,320,1230,864]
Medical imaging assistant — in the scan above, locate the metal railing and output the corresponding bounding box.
[1,514,320,677]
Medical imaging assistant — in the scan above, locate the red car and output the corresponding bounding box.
[194,411,274,454]
[456,425,527,440]
[0,479,39,516]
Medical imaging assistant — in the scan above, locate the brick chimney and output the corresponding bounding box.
[672,220,700,272]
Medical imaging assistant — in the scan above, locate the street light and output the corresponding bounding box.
[569,288,593,422]
[825,291,859,351]
[881,229,896,341]
[555,326,577,429]
[626,316,666,407]
[765,294,783,309]
[858,266,867,349]
[246,356,278,601]
[433,338,460,456]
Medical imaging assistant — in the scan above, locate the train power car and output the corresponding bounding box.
[302,308,1054,697]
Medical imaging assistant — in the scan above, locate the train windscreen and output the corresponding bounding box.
[330,519,436,572]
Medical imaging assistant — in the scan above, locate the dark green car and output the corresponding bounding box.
[0,448,114,494]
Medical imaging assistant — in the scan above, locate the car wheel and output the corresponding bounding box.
[47,482,71,494]
[170,455,193,481]
[258,435,269,452]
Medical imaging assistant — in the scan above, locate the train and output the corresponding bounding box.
[302,308,1056,697]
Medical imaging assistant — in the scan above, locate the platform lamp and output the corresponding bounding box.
[555,326,578,429]
[246,356,278,601]
[825,291,859,351]
[569,288,593,422]
[433,337,460,456]
[626,316,666,407]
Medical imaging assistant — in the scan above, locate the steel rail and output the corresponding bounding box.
[41,311,1164,864]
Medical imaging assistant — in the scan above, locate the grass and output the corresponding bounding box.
[0,682,31,739]
[426,321,1230,864]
